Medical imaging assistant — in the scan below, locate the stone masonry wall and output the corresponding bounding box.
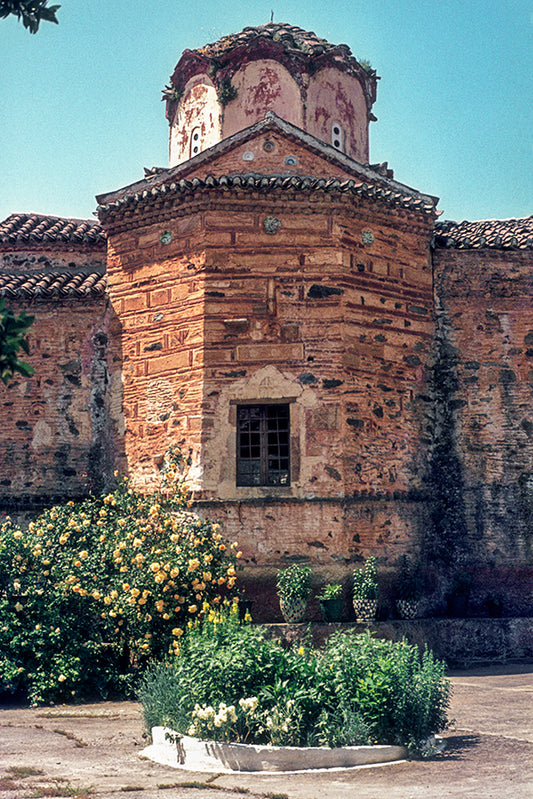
[103,179,435,603]
[432,247,533,612]
[0,299,122,507]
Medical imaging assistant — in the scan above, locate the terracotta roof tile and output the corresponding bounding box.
[434,216,533,250]
[193,22,361,63]
[0,270,106,300]
[0,213,105,247]
[97,171,437,220]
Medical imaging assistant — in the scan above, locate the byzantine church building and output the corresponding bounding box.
[1,23,532,616]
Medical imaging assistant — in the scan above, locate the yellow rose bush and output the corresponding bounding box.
[0,456,239,705]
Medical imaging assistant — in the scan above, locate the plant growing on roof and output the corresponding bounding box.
[217,77,237,106]
[161,83,183,104]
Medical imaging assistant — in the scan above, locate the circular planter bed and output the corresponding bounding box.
[142,726,408,773]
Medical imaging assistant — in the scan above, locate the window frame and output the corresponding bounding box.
[236,403,291,487]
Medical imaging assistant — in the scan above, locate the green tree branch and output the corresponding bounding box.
[0,1,60,33]
[0,299,35,385]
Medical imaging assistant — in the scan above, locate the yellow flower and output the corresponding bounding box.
[13,531,23,540]
[156,600,165,612]
[150,562,160,573]
[187,558,200,572]
[92,590,101,600]
[58,674,67,682]
[172,627,183,637]
[298,646,305,655]
[236,551,242,559]
[188,604,198,614]
[79,551,88,560]
[130,587,141,598]
[122,583,130,592]
[74,560,81,568]
[103,595,112,605]
[227,566,236,577]
[14,602,23,612]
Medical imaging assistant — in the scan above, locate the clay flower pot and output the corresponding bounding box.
[352,598,377,623]
[279,596,307,623]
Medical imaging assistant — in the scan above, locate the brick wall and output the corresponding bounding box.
[103,172,436,601]
[0,299,122,507]
[432,246,533,611]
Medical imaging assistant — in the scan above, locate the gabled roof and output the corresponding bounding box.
[434,216,533,250]
[0,213,105,247]
[96,112,438,218]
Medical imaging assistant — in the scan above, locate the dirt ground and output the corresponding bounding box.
[1,663,532,799]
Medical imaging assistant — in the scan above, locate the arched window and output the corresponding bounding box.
[331,122,343,151]
[190,127,201,157]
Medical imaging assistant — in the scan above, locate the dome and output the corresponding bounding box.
[165,23,378,167]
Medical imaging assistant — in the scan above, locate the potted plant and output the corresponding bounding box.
[317,583,344,622]
[395,555,422,619]
[276,564,312,623]
[352,557,378,622]
[445,570,472,617]
[485,592,504,618]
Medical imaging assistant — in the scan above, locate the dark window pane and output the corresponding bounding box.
[237,404,290,487]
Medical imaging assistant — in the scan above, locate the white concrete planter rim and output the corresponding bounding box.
[142,726,409,773]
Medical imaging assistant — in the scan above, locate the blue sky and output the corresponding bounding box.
[0,0,531,223]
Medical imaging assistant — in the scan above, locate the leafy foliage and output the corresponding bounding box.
[0,299,35,385]
[140,609,450,754]
[395,555,422,600]
[317,583,342,601]
[0,0,60,33]
[276,564,312,601]
[0,452,240,704]
[216,78,238,106]
[352,557,378,599]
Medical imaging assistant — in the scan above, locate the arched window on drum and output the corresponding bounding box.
[331,122,344,152]
[190,127,202,157]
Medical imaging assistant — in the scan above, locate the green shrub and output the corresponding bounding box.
[139,608,450,754]
[0,451,239,705]
[276,564,312,601]
[352,557,378,599]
